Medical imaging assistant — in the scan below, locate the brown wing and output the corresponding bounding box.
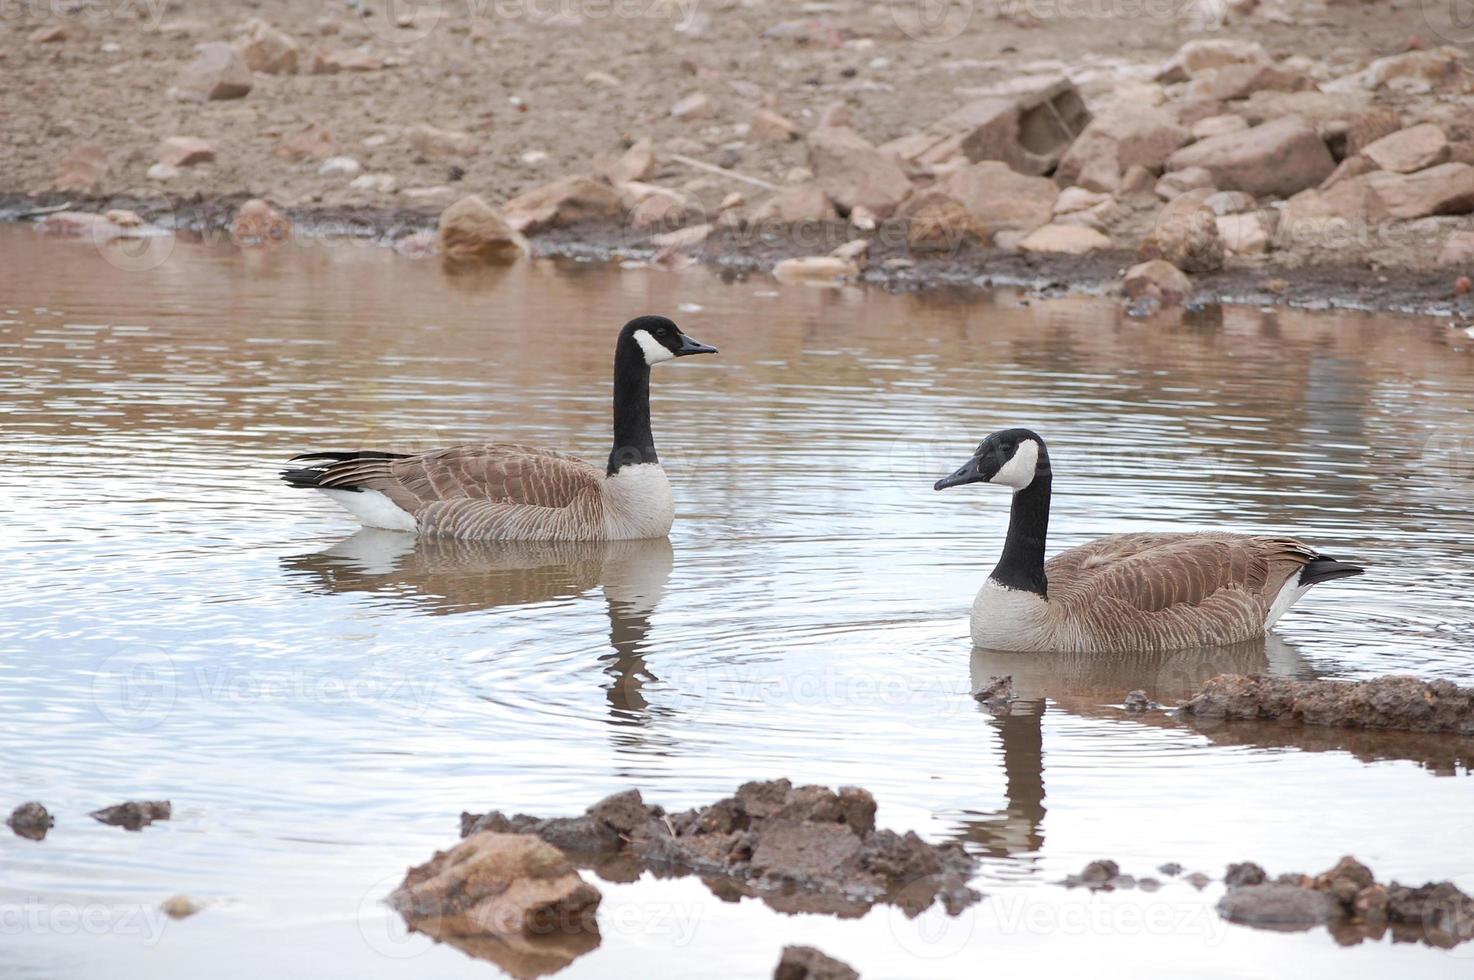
[310,444,602,512]
[1047,532,1315,613]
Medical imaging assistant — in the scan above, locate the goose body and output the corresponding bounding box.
[936,429,1363,653]
[282,316,716,541]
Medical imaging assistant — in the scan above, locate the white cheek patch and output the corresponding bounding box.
[990,439,1039,490]
[633,329,675,365]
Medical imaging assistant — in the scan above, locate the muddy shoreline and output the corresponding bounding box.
[6,193,1472,320]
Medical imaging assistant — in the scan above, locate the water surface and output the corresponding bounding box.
[2,226,1472,979]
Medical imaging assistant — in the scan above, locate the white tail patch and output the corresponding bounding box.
[991,439,1040,490]
[319,488,417,532]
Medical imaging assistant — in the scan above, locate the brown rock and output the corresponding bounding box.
[1362,163,1474,219]
[774,945,859,980]
[625,188,698,233]
[807,126,912,218]
[275,126,335,161]
[1320,155,1375,190]
[671,92,712,120]
[1180,674,1474,733]
[1218,883,1338,929]
[30,24,71,43]
[1138,195,1224,272]
[881,76,1089,176]
[174,42,253,102]
[55,143,109,192]
[1054,186,1112,215]
[1019,224,1111,255]
[157,137,215,168]
[773,256,859,283]
[1361,124,1449,174]
[598,137,656,184]
[752,184,836,223]
[437,195,528,264]
[1332,47,1465,94]
[1186,63,1311,102]
[390,832,600,960]
[1056,106,1193,192]
[1166,116,1334,197]
[7,802,54,841]
[502,175,623,234]
[230,199,291,247]
[894,190,986,251]
[1155,166,1216,200]
[1123,259,1192,305]
[309,47,383,74]
[409,124,478,158]
[1217,212,1270,254]
[161,896,202,919]
[1279,181,1388,248]
[750,109,799,142]
[235,18,298,74]
[90,800,171,831]
[936,160,1058,232]
[1156,38,1270,83]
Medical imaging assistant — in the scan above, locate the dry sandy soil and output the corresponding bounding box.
[2,0,1473,312]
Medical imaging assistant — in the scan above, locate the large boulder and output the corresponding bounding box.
[1137,195,1224,272]
[1361,124,1449,174]
[1165,116,1333,197]
[173,42,253,102]
[502,175,623,234]
[1361,163,1474,219]
[438,196,528,264]
[1055,106,1193,193]
[807,126,911,218]
[935,161,1058,232]
[880,76,1090,175]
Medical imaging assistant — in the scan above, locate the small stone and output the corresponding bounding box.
[752,184,837,224]
[1156,166,1216,201]
[502,175,624,234]
[235,18,298,74]
[600,137,656,184]
[1123,690,1153,712]
[1226,862,1269,887]
[750,109,799,142]
[774,945,859,980]
[1159,862,1184,876]
[1123,260,1192,306]
[309,47,384,74]
[318,156,362,177]
[7,802,54,841]
[719,192,744,211]
[773,256,859,283]
[585,70,622,87]
[157,136,215,168]
[816,102,852,129]
[848,205,878,231]
[671,92,713,120]
[231,199,291,247]
[161,895,202,919]
[1019,224,1112,255]
[409,124,478,158]
[146,163,180,182]
[90,800,171,831]
[275,125,336,161]
[30,25,70,43]
[173,42,253,102]
[437,195,528,263]
[1138,195,1224,272]
[831,238,870,262]
[1054,186,1112,215]
[895,191,986,252]
[349,173,396,193]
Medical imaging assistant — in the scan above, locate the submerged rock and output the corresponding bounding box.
[161,895,202,919]
[1179,674,1474,734]
[8,802,54,841]
[1219,883,1338,930]
[461,781,979,919]
[774,945,859,980]
[90,800,171,831]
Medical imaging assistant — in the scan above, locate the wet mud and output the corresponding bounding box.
[1178,674,1474,735]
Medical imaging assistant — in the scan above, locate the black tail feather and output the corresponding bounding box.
[1298,555,1365,587]
[280,450,409,490]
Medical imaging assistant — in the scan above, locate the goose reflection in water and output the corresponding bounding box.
[953,636,1310,864]
[281,531,675,739]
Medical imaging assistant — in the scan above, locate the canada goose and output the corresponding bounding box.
[934,428,1364,653]
[281,315,717,540]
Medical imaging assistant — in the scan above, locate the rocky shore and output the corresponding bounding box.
[5,1,1474,315]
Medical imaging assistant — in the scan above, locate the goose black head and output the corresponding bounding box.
[934,428,1049,492]
[620,315,718,366]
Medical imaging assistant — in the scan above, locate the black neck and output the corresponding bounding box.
[608,339,656,475]
[989,472,1051,597]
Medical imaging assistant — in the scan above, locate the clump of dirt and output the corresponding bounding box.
[7,801,54,841]
[1178,674,1474,734]
[1062,859,1160,892]
[461,779,980,918]
[1218,855,1474,948]
[89,800,171,831]
[973,674,1014,714]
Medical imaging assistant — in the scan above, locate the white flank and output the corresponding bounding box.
[601,463,676,539]
[970,578,1051,651]
[1263,576,1313,630]
[633,329,675,365]
[990,439,1040,490]
[319,488,417,532]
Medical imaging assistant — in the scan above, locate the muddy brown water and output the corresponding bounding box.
[1,225,1472,978]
